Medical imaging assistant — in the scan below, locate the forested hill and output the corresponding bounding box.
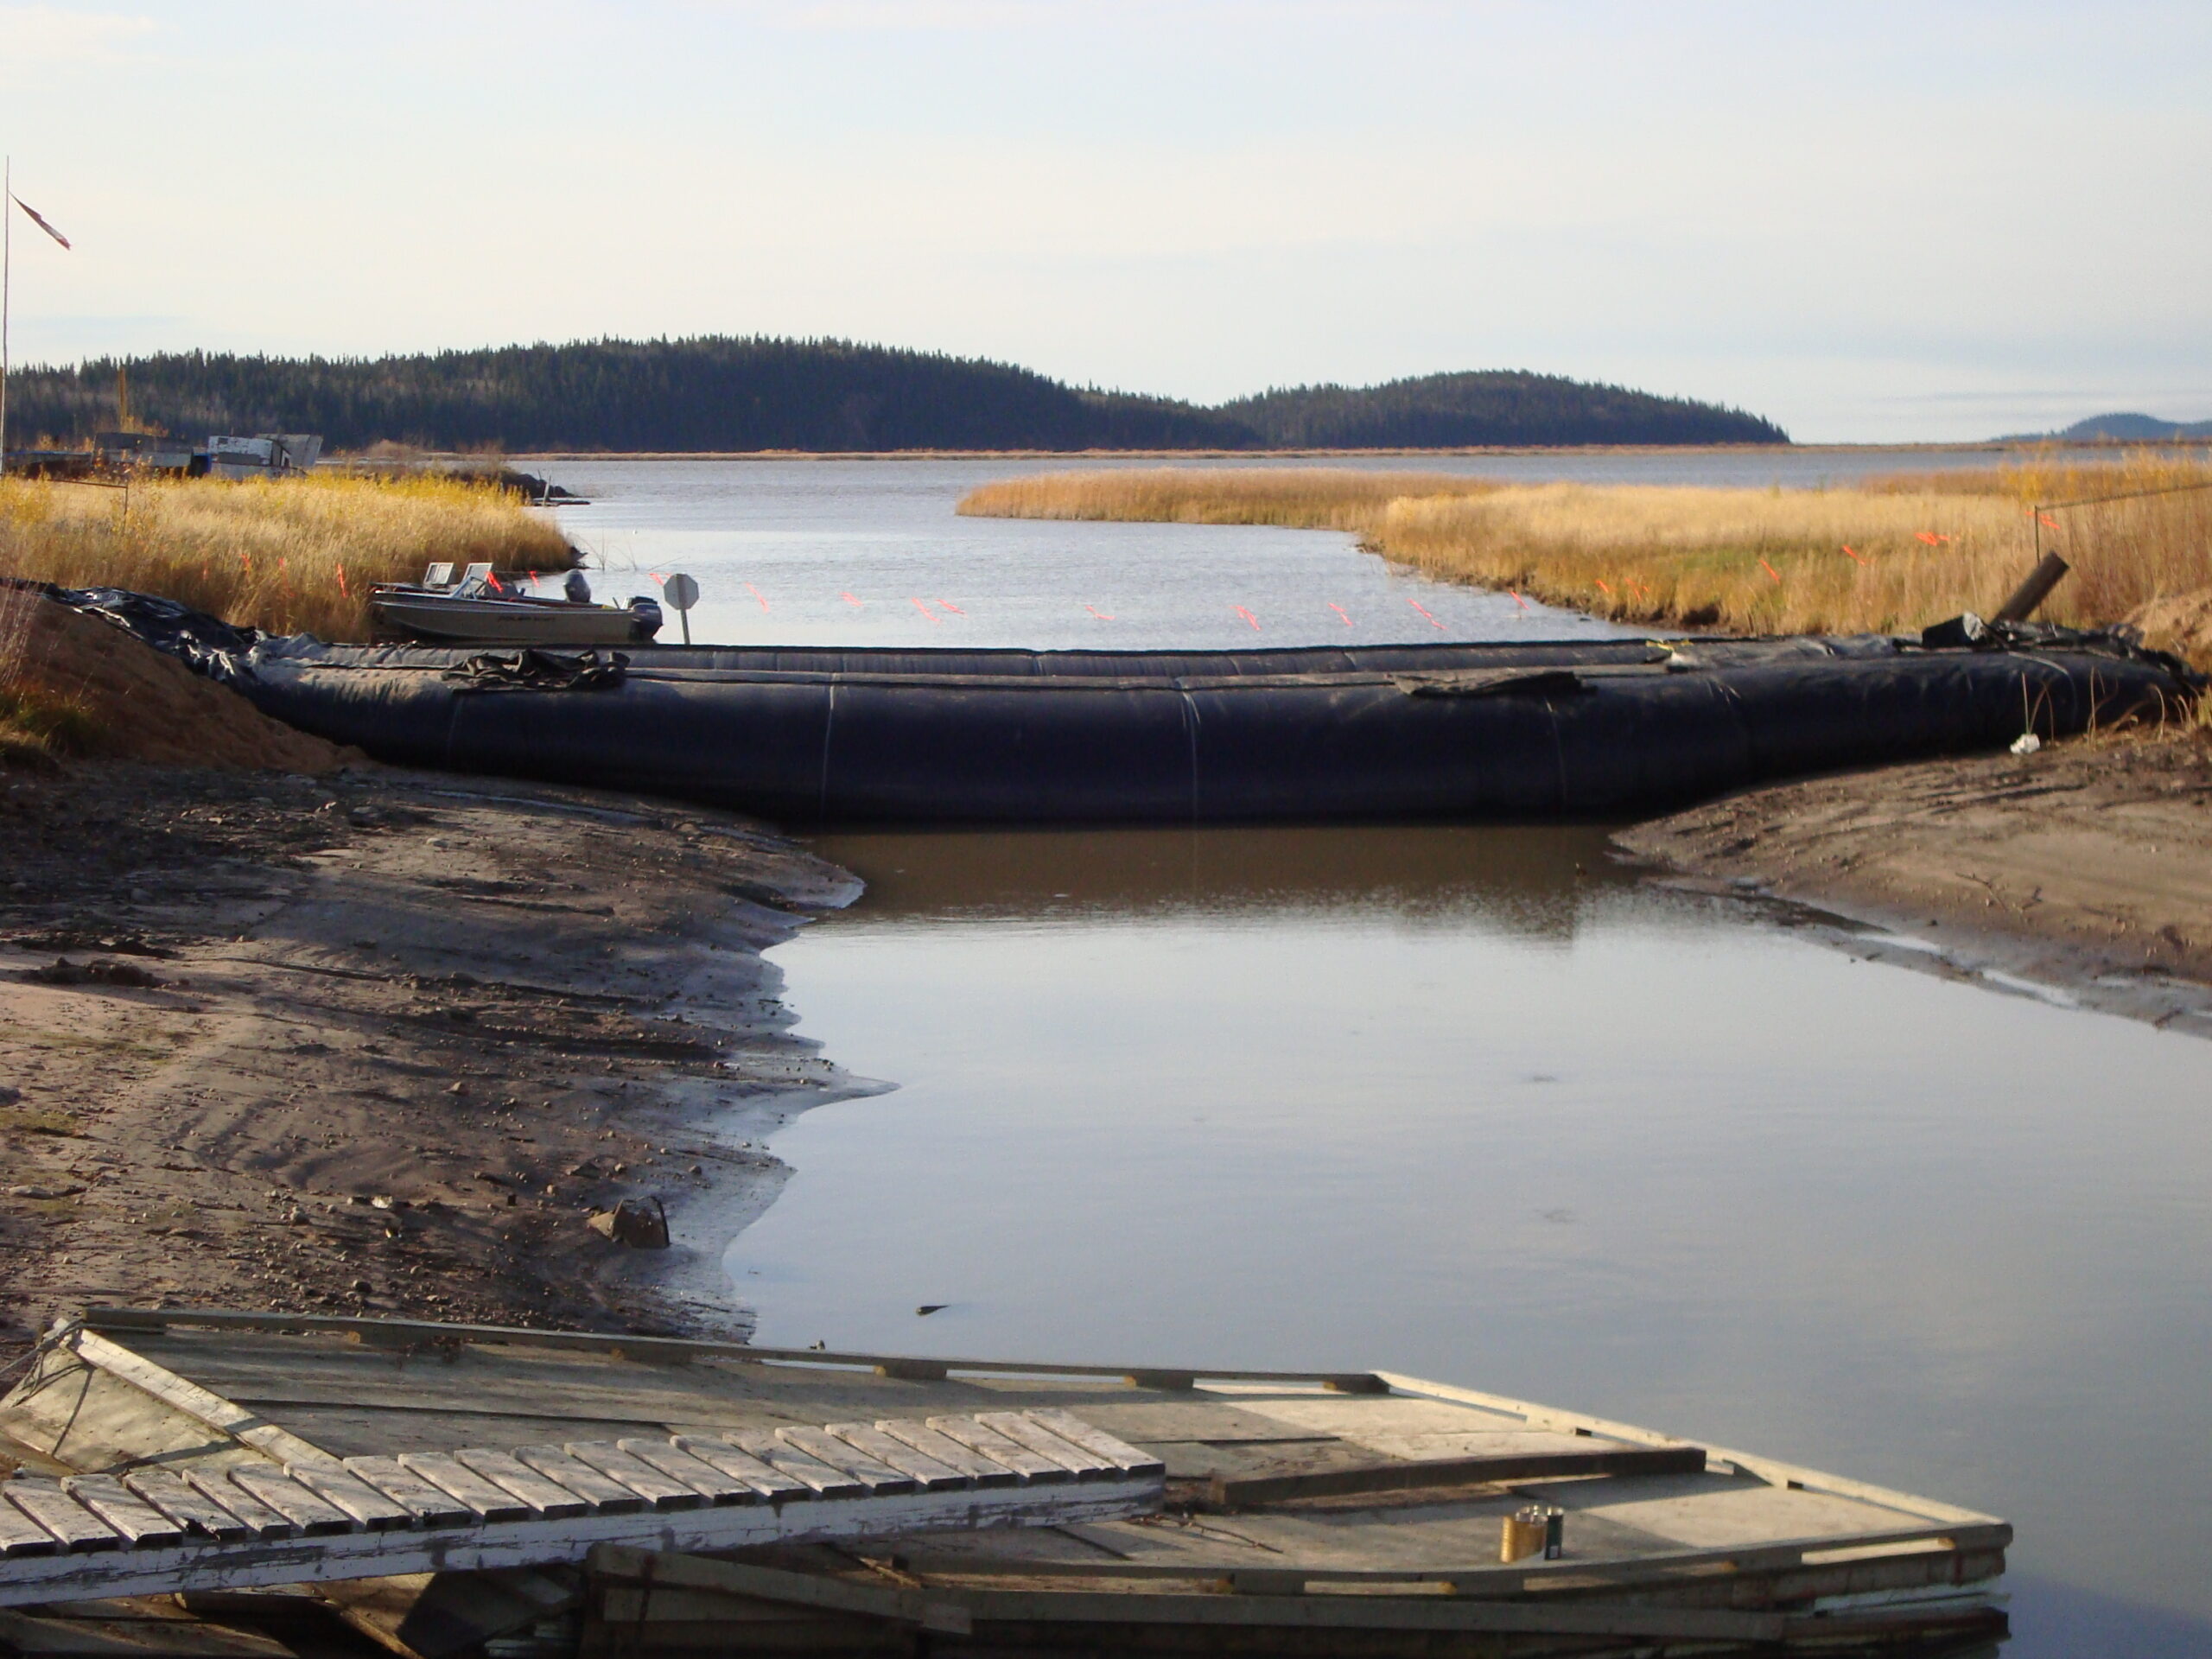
[4,338,1787,451]
[1222,372,1786,448]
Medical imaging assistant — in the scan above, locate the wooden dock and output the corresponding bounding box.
[0,1310,2009,1656]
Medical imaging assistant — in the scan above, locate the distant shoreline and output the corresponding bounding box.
[481,440,2191,462]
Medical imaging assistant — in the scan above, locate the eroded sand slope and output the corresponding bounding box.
[0,762,864,1367]
[1616,730,2212,1033]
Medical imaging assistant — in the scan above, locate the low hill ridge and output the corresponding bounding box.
[2002,411,2212,442]
[4,337,1786,453]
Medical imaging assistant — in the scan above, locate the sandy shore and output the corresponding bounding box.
[1614,729,2212,1036]
[0,760,867,1370]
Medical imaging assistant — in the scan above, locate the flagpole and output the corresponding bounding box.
[2,153,13,478]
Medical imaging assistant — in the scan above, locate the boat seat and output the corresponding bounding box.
[421,562,455,589]
[451,562,495,596]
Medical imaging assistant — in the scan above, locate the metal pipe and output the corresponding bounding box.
[1993,552,2071,624]
[2,155,12,479]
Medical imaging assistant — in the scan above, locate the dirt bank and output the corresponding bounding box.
[3,593,353,769]
[0,759,866,1372]
[1615,729,2212,1036]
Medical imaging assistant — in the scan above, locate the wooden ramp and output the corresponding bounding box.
[0,1327,1161,1606]
[0,1311,2009,1656]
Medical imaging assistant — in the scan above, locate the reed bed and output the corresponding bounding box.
[0,471,575,642]
[960,454,2212,642]
[958,467,1498,531]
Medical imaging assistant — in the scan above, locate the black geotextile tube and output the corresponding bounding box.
[228,634,2195,825]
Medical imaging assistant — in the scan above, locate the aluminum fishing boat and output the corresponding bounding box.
[371,563,663,646]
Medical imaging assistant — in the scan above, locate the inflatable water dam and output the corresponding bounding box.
[52,588,2203,824]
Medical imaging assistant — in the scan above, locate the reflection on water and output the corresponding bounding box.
[738,823,2212,1659]
[824,821,1624,938]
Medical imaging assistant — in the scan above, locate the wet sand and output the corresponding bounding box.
[0,761,863,1370]
[1615,729,2212,1034]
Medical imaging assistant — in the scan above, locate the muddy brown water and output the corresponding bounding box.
[547,459,2209,1657]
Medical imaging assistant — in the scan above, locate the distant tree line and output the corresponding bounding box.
[3,337,1788,452]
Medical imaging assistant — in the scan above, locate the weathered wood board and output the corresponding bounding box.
[0,1312,2011,1656]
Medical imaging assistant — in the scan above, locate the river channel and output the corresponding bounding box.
[547,455,2211,1658]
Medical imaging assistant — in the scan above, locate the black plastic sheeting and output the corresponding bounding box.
[44,587,2201,824]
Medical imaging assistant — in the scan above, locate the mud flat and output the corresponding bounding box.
[1615,729,2212,1034]
[0,758,864,1370]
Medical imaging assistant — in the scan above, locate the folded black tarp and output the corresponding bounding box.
[48,588,2200,824]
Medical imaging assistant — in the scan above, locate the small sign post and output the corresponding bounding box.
[663,572,700,645]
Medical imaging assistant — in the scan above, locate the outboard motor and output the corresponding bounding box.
[626,595,664,641]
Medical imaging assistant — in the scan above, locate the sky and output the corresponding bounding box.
[1,0,2207,442]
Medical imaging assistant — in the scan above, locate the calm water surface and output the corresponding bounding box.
[550,460,2209,1656]
[752,830,2211,1657]
[538,448,2111,652]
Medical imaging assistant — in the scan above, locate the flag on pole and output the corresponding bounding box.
[11,194,71,249]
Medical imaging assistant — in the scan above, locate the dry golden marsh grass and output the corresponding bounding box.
[961,467,1498,531]
[959,454,2212,643]
[0,471,574,643]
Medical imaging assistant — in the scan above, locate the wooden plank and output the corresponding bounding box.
[869,1422,1019,1489]
[395,1456,533,1523]
[57,1479,186,1549]
[223,1469,354,1537]
[1063,1402,1333,1446]
[1375,1371,2002,1528]
[925,1418,1070,1484]
[723,1434,862,1499]
[283,1466,413,1533]
[559,1444,703,1511]
[3,1483,122,1553]
[1544,1473,1933,1550]
[582,1546,1796,1641]
[819,1424,968,1491]
[1231,1397,1535,1442]
[179,1474,293,1542]
[340,1459,474,1528]
[1211,1443,1707,1506]
[899,1520,2008,1592]
[509,1448,648,1516]
[611,1442,759,1508]
[772,1429,917,1496]
[587,1545,969,1635]
[67,1332,334,1471]
[451,1451,591,1520]
[82,1308,1383,1393]
[971,1414,1115,1479]
[663,1438,810,1503]
[1021,1409,1168,1477]
[0,1466,1163,1607]
[0,1605,300,1656]
[938,1586,1785,1641]
[119,1473,251,1544]
[0,1498,61,1559]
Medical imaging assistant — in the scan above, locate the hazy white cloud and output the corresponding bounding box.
[0,0,2205,438]
[0,3,154,64]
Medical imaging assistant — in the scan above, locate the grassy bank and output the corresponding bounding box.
[959,454,2212,644]
[0,471,574,642]
[957,467,1498,530]
[0,582,87,764]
